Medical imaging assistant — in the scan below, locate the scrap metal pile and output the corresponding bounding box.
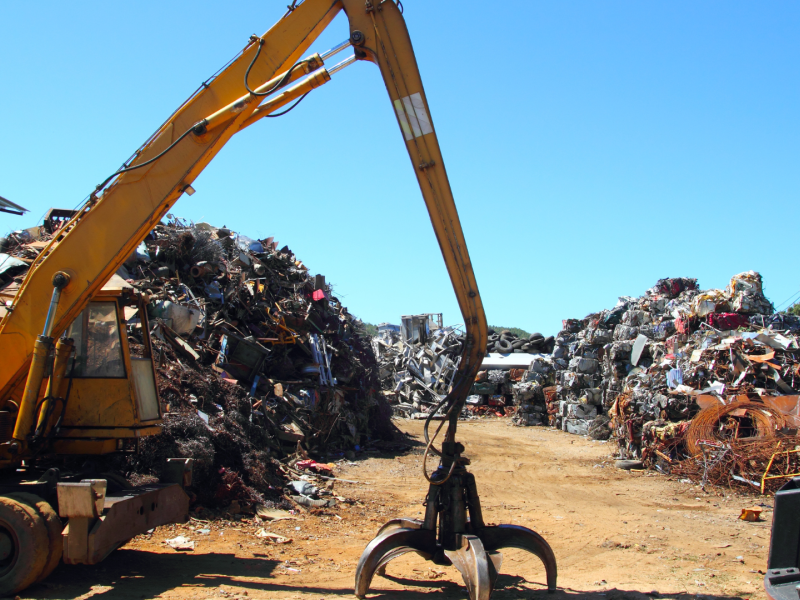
[468,330,556,419]
[1,215,392,507]
[484,329,555,355]
[508,358,562,428]
[373,325,464,417]
[541,271,800,492]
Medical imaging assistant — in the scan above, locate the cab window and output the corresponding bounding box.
[65,301,126,378]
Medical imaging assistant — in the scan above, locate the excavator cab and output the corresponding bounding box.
[0,274,162,460]
[53,276,162,455]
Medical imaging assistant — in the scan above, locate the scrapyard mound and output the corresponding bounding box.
[516,271,800,494]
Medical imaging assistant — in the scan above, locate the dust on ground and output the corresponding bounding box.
[23,420,771,600]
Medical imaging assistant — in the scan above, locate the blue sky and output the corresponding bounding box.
[1,2,797,335]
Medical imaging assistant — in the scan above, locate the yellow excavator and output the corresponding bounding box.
[0,1,556,598]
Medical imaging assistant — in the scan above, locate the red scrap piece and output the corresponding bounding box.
[707,312,749,330]
[295,459,333,475]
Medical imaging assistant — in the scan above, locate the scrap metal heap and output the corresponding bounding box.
[373,325,465,417]
[373,326,557,419]
[541,271,800,493]
[1,215,394,508]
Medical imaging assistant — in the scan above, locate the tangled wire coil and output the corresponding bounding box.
[685,398,786,457]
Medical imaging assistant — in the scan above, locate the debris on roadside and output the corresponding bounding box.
[255,529,292,544]
[255,505,298,522]
[739,506,763,522]
[164,535,195,551]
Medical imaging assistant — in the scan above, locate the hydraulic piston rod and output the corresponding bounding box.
[13,271,70,442]
[238,54,357,130]
[193,39,352,136]
[319,39,351,61]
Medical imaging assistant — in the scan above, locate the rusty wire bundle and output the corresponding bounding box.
[684,397,787,457]
[672,435,800,494]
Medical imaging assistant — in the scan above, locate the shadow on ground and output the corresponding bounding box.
[22,550,749,600]
[335,426,425,463]
[376,572,750,600]
[23,550,279,600]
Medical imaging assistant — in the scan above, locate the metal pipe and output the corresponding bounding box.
[328,54,357,75]
[43,271,70,338]
[319,39,351,61]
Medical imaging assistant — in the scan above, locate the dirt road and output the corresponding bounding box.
[24,419,772,600]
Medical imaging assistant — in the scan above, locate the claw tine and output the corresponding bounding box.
[444,535,493,600]
[375,517,423,537]
[480,525,558,592]
[354,527,437,598]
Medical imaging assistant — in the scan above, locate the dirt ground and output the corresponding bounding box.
[23,419,773,600]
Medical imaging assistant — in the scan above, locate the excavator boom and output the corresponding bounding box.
[0,0,341,404]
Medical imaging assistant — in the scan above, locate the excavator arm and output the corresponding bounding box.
[1,5,554,598]
[343,1,488,432]
[0,0,486,429]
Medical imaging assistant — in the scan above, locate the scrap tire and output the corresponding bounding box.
[8,493,62,583]
[511,339,525,349]
[0,495,50,595]
[494,339,512,353]
[615,459,644,470]
[529,332,544,342]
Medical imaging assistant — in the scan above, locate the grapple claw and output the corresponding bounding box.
[354,527,437,598]
[355,444,556,599]
[373,519,424,576]
[480,524,558,592]
[444,534,495,600]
